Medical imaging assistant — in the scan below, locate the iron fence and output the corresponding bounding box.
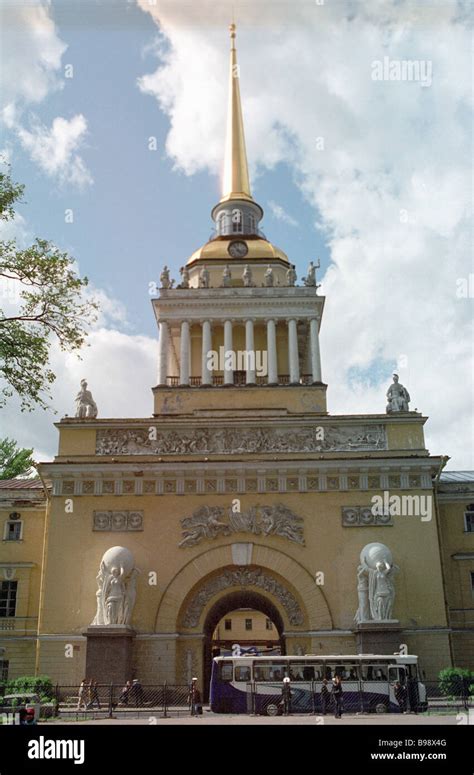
[0,677,471,720]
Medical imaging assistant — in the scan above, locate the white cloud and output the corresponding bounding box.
[267,200,298,227]
[0,329,157,462]
[136,0,473,469]
[0,1,66,114]
[17,114,92,189]
[0,2,92,188]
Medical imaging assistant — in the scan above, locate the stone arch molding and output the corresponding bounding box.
[154,543,333,633]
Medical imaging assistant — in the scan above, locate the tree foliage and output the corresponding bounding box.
[0,437,35,479]
[0,166,98,410]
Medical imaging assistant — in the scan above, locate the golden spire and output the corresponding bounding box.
[221,23,253,203]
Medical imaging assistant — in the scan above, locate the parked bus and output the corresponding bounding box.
[210,653,427,715]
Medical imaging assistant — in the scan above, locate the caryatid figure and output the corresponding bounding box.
[75,380,98,419]
[386,373,410,413]
[92,546,139,627]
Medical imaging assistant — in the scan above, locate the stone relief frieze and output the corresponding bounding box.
[182,568,304,628]
[179,504,304,547]
[342,506,393,527]
[96,424,387,456]
[93,511,143,532]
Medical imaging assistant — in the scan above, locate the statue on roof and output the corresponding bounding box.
[386,374,410,413]
[222,265,232,287]
[199,265,210,288]
[287,264,297,287]
[242,264,253,287]
[264,265,274,287]
[160,265,173,289]
[179,265,190,289]
[75,380,98,419]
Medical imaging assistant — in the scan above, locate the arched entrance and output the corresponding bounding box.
[202,590,286,699]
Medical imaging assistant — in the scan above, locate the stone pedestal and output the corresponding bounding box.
[83,626,136,684]
[353,621,402,655]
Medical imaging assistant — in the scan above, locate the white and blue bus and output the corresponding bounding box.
[210,653,427,715]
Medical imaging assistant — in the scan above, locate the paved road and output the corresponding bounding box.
[45,712,463,725]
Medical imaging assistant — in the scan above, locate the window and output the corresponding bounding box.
[253,662,288,682]
[224,619,232,631]
[245,619,252,631]
[220,662,233,682]
[265,619,273,631]
[464,504,474,533]
[4,521,22,541]
[235,666,251,682]
[361,664,388,681]
[0,581,17,617]
[0,660,8,682]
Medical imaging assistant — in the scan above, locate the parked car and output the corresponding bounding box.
[0,693,40,724]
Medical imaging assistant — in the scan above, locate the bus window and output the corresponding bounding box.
[256,662,287,681]
[220,662,233,682]
[388,666,406,685]
[289,662,306,681]
[361,665,387,681]
[235,666,251,682]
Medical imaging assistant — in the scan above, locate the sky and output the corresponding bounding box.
[0,0,472,470]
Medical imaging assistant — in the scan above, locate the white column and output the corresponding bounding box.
[201,320,212,385]
[245,319,256,384]
[288,318,300,384]
[224,319,233,385]
[266,319,278,384]
[179,320,190,385]
[157,321,169,385]
[310,318,322,383]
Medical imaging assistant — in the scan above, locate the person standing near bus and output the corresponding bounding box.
[281,677,292,716]
[332,675,343,718]
[320,679,330,715]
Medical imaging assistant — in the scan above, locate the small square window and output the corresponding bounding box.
[5,522,21,541]
[464,505,474,533]
[245,619,252,631]
[224,619,232,631]
[265,619,273,631]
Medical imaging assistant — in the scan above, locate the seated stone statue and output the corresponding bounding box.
[75,380,98,418]
[386,373,410,413]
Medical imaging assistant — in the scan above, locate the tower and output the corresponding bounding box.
[153,24,325,412]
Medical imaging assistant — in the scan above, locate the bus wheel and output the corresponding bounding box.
[375,703,388,714]
[266,704,279,716]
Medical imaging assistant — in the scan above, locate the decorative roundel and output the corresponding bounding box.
[228,240,248,258]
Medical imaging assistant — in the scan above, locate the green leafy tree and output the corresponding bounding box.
[0,166,98,410]
[0,437,35,479]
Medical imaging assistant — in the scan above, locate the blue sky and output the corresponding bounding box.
[8,0,329,339]
[0,0,472,469]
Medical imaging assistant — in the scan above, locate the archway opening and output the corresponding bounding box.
[202,590,286,700]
